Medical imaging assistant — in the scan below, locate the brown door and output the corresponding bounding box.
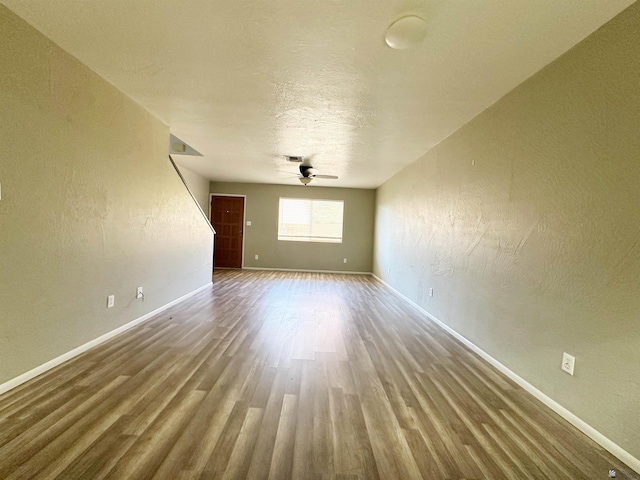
[211,195,244,269]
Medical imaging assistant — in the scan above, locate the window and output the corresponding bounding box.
[278,198,344,243]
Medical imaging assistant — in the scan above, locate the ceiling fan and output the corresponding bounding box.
[284,155,339,185]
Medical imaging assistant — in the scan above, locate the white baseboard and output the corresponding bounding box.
[242,267,372,275]
[371,274,640,474]
[0,282,213,397]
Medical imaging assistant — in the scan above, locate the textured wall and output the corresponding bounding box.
[210,182,374,273]
[0,7,213,384]
[374,3,640,460]
[177,165,211,215]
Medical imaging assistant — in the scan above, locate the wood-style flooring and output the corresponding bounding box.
[0,270,635,479]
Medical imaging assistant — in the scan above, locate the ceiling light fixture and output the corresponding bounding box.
[385,15,428,50]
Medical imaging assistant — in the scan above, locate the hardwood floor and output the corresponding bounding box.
[0,270,635,479]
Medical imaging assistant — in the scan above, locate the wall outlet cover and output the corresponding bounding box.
[561,352,575,375]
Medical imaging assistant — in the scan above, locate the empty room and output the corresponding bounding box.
[1,1,639,479]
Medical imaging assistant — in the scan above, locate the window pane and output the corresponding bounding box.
[278,198,344,243]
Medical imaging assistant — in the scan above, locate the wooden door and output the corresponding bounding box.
[211,195,245,268]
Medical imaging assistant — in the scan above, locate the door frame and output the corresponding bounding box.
[209,193,247,269]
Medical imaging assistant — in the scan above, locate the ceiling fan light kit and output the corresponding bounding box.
[385,15,428,50]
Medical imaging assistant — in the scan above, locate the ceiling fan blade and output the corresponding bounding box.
[277,169,301,179]
[311,174,338,179]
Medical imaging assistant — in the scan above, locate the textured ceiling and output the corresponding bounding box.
[4,0,633,188]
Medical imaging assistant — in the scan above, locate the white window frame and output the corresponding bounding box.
[277,197,344,244]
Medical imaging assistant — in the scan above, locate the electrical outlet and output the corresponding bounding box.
[429,288,434,297]
[561,352,575,375]
[107,295,115,308]
[136,287,143,299]
[343,258,347,264]
[255,254,259,260]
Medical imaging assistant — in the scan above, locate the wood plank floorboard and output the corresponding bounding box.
[0,269,636,479]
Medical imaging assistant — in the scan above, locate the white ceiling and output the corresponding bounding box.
[4,0,633,188]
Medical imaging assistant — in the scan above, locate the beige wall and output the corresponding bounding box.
[0,7,213,384]
[210,182,374,272]
[177,165,211,215]
[374,3,640,460]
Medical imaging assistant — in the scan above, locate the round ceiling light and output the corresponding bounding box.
[385,15,428,50]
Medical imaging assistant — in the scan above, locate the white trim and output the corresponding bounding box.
[371,274,640,475]
[0,282,213,397]
[243,266,371,275]
[209,193,247,269]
